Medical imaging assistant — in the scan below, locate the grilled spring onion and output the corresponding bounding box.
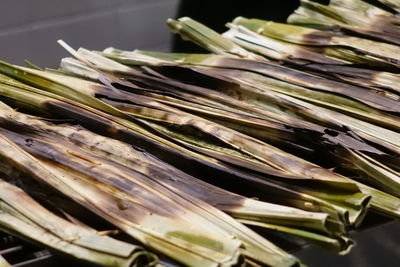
[96,48,400,218]
[0,83,249,266]
[0,4,398,265]
[135,19,400,113]
[3,58,372,227]
[0,103,353,254]
[0,83,300,266]
[0,255,10,267]
[222,23,345,65]
[101,49,400,157]
[287,0,400,46]
[330,0,400,14]
[237,219,353,256]
[223,23,400,96]
[377,0,400,12]
[0,178,156,267]
[0,104,343,233]
[97,26,397,195]
[0,131,247,267]
[0,75,353,228]
[166,17,262,60]
[232,17,400,69]
[125,16,398,221]
[0,66,368,251]
[124,51,400,151]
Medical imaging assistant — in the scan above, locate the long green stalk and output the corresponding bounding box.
[0,79,307,266]
[0,101,354,252]
[0,5,399,265]
[0,131,248,267]
[0,255,10,267]
[127,50,399,113]
[288,0,400,45]
[223,23,400,96]
[234,17,400,68]
[0,179,157,267]
[127,51,400,154]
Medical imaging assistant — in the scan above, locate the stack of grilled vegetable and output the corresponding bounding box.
[0,0,399,266]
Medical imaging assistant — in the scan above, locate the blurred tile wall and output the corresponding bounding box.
[0,0,179,66]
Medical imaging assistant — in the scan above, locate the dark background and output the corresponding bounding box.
[173,0,302,52]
